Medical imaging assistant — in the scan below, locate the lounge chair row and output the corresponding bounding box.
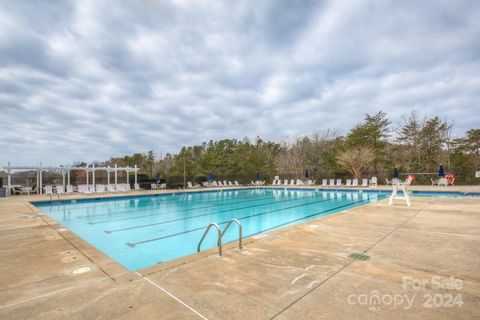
[151,183,167,190]
[191,180,241,188]
[320,177,377,187]
[43,183,140,195]
[271,179,316,186]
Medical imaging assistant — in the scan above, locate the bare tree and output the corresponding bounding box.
[336,147,375,179]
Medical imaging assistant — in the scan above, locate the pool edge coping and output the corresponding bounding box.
[24,186,480,281]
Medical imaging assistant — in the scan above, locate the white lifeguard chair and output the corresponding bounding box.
[389,176,414,207]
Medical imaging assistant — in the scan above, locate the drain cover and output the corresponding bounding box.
[72,267,91,274]
[348,253,370,260]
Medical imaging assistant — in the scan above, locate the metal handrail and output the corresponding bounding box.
[221,219,243,250]
[197,223,223,256]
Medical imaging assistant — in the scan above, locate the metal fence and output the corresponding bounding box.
[1,168,478,190]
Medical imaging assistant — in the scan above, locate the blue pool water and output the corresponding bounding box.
[33,188,473,270]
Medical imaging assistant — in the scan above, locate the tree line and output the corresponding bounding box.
[102,111,479,186]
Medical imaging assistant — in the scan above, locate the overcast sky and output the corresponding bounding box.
[1,0,479,167]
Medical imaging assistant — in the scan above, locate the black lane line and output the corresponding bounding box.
[125,195,354,247]
[68,191,258,218]
[75,190,261,217]
[238,194,388,240]
[105,194,324,233]
[77,191,263,220]
[90,192,296,225]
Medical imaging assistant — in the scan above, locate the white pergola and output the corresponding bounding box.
[2,162,139,196]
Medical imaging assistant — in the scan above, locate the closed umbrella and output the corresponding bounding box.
[207,172,213,182]
[393,168,399,179]
[155,173,161,184]
[256,172,261,181]
[305,169,310,179]
[438,164,445,177]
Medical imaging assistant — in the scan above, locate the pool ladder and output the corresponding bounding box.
[49,193,61,201]
[197,219,243,257]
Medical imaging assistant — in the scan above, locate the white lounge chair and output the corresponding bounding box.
[223,180,228,186]
[78,184,91,194]
[134,183,141,191]
[329,179,335,187]
[43,185,53,195]
[188,181,200,189]
[352,179,358,187]
[55,185,65,194]
[88,185,96,193]
[218,181,224,187]
[159,183,167,189]
[228,181,233,186]
[107,184,116,193]
[361,179,368,187]
[438,177,448,187]
[66,185,74,193]
[234,181,240,186]
[336,179,342,186]
[151,183,158,190]
[322,179,328,187]
[283,179,289,186]
[369,177,378,188]
[125,184,131,191]
[345,179,352,187]
[96,184,106,193]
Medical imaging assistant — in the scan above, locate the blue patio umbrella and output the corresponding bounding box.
[207,172,214,181]
[155,173,161,183]
[256,172,261,181]
[438,164,445,177]
[393,168,399,179]
[305,169,310,179]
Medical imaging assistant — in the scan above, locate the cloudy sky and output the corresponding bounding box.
[1,0,479,167]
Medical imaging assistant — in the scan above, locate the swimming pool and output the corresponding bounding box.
[33,188,472,270]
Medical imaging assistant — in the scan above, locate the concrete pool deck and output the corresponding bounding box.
[0,186,479,319]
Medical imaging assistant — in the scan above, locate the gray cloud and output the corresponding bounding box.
[1,0,479,167]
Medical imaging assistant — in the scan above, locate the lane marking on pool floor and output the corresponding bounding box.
[135,272,208,320]
[78,192,265,221]
[109,195,331,234]
[125,197,337,247]
[126,195,381,247]
[93,192,318,226]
